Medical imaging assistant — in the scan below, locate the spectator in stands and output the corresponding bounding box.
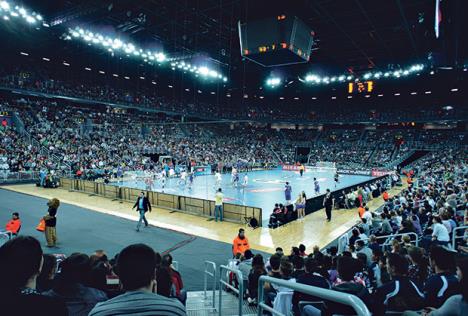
[349,228,360,247]
[0,236,68,315]
[424,246,460,308]
[89,244,186,316]
[373,253,425,314]
[247,254,266,304]
[4,211,21,237]
[238,250,254,286]
[291,256,305,278]
[328,256,372,315]
[43,198,60,247]
[267,254,282,278]
[407,246,430,288]
[232,228,250,256]
[362,206,373,225]
[292,257,330,315]
[298,244,307,257]
[355,240,372,267]
[162,254,186,305]
[431,216,450,246]
[264,259,296,310]
[36,254,57,293]
[44,253,108,315]
[379,213,393,236]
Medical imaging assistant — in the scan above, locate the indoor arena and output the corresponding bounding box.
[0,1,466,316]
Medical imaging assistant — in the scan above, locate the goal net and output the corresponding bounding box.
[306,160,337,172]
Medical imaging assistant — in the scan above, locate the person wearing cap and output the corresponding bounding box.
[232,228,250,256]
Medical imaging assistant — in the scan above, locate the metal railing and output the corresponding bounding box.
[361,232,420,247]
[0,171,40,183]
[452,225,467,250]
[257,276,371,316]
[218,264,243,316]
[204,261,217,309]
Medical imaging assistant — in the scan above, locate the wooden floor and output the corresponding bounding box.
[1,183,405,253]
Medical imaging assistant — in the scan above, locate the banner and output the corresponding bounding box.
[371,169,394,177]
[282,164,300,171]
[337,169,372,176]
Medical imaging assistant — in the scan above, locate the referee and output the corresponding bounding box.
[323,189,334,222]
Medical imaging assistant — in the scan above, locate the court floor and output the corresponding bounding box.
[112,168,373,224]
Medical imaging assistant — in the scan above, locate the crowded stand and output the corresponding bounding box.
[0,65,465,124]
[1,1,467,316]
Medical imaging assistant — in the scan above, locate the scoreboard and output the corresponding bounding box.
[348,81,374,94]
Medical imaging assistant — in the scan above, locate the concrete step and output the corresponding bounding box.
[186,290,257,316]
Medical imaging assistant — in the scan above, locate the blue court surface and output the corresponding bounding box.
[113,168,373,224]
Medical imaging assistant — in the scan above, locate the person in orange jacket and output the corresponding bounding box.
[232,228,250,256]
[5,212,21,237]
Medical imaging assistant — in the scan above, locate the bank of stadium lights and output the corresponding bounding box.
[266,77,281,88]
[68,27,227,83]
[304,64,425,86]
[0,1,45,26]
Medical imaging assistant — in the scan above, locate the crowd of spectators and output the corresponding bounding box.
[226,147,467,315]
[0,65,464,123]
[0,237,188,316]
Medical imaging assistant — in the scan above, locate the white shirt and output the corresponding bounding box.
[432,223,450,242]
[243,175,248,184]
[362,211,373,224]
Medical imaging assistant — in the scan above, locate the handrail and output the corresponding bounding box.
[218,264,243,316]
[203,261,217,309]
[452,225,467,250]
[257,276,371,316]
[357,232,419,247]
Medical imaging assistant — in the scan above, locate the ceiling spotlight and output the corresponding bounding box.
[450,88,458,92]
[424,91,431,94]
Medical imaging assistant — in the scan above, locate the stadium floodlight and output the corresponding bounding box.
[0,1,10,10]
[25,15,35,23]
[266,77,281,88]
[363,73,372,80]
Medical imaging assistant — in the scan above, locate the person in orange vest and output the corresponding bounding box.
[232,228,250,256]
[407,177,413,188]
[358,204,366,219]
[382,191,389,202]
[5,212,21,237]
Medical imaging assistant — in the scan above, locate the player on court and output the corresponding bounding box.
[284,182,292,205]
[188,172,194,189]
[242,174,249,188]
[299,164,305,177]
[233,172,240,187]
[215,170,222,188]
[160,170,166,190]
[179,169,187,186]
[231,167,237,185]
[314,178,320,195]
[334,172,339,188]
[144,176,153,191]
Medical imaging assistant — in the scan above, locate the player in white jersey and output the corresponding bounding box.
[180,170,187,185]
[242,174,249,187]
[215,171,222,187]
[314,177,320,195]
[231,167,237,185]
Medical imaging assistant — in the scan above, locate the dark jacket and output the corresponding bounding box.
[133,196,151,212]
[44,284,107,316]
[1,291,69,316]
[424,272,460,308]
[44,207,58,227]
[292,273,330,315]
[328,282,372,315]
[373,276,425,315]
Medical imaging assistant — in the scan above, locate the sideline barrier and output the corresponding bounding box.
[60,178,262,226]
[257,276,371,316]
[218,265,243,316]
